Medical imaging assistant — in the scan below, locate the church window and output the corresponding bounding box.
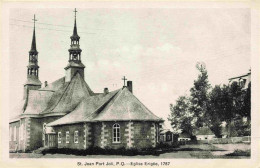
[58,132,62,144]
[66,131,70,143]
[113,123,120,143]
[74,131,79,143]
[20,124,24,140]
[9,127,12,141]
[42,123,47,141]
[14,126,16,141]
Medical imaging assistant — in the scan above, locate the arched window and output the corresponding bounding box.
[113,123,120,143]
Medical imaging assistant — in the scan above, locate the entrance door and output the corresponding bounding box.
[48,134,58,148]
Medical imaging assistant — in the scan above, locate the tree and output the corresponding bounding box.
[169,62,251,138]
[207,85,224,137]
[189,62,211,128]
[168,96,195,136]
[241,82,251,120]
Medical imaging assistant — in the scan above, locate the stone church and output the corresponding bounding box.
[9,10,164,152]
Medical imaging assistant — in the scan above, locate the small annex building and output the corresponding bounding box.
[195,127,215,141]
[9,10,164,152]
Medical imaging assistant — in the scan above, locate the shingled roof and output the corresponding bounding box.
[24,90,53,114]
[195,127,214,135]
[48,87,163,126]
[93,88,162,121]
[12,70,162,125]
[39,77,65,91]
[41,72,94,114]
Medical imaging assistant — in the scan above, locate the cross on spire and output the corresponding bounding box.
[73,8,77,18]
[32,14,37,28]
[122,76,127,87]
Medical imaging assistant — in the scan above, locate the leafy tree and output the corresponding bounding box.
[241,82,251,120]
[207,85,225,137]
[168,96,195,136]
[189,62,211,127]
[169,62,251,138]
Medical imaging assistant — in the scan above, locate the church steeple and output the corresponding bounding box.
[65,8,85,82]
[72,11,80,40]
[30,16,37,54]
[24,15,41,99]
[68,8,82,62]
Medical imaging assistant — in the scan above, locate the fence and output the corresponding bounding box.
[197,136,251,144]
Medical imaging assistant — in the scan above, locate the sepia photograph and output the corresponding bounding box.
[1,2,259,166]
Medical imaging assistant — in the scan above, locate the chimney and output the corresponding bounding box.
[44,81,48,87]
[104,88,109,94]
[127,81,133,93]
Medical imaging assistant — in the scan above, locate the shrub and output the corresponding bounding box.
[226,149,250,156]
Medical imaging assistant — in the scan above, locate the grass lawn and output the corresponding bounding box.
[9,143,250,159]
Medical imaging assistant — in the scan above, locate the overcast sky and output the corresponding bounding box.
[9,8,250,128]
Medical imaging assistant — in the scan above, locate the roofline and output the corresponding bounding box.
[9,118,20,123]
[9,112,67,124]
[229,73,251,80]
[40,112,67,117]
[48,119,164,127]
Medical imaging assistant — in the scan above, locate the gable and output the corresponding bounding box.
[47,90,119,126]
[93,87,163,122]
[24,90,54,115]
[42,72,94,114]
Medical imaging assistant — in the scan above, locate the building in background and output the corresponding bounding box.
[195,127,215,141]
[228,69,251,90]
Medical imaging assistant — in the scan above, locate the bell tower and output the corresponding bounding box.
[24,15,42,99]
[65,8,85,82]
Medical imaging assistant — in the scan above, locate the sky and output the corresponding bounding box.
[9,8,250,128]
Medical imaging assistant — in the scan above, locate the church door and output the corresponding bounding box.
[48,134,58,148]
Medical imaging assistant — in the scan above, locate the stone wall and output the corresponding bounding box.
[92,121,159,149]
[28,116,63,151]
[100,121,128,149]
[9,116,64,152]
[84,123,92,149]
[92,122,102,147]
[9,121,20,151]
[19,118,26,152]
[10,119,161,152]
[54,123,85,150]
[132,121,155,149]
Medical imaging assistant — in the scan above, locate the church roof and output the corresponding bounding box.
[41,72,94,114]
[48,87,163,126]
[39,77,65,91]
[24,90,54,115]
[9,99,27,123]
[47,90,119,126]
[12,71,162,125]
[9,72,95,123]
[93,87,162,122]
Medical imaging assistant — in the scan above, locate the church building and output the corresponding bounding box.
[9,10,164,152]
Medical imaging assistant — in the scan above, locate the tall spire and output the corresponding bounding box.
[25,14,41,86]
[30,14,38,54]
[71,8,80,40]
